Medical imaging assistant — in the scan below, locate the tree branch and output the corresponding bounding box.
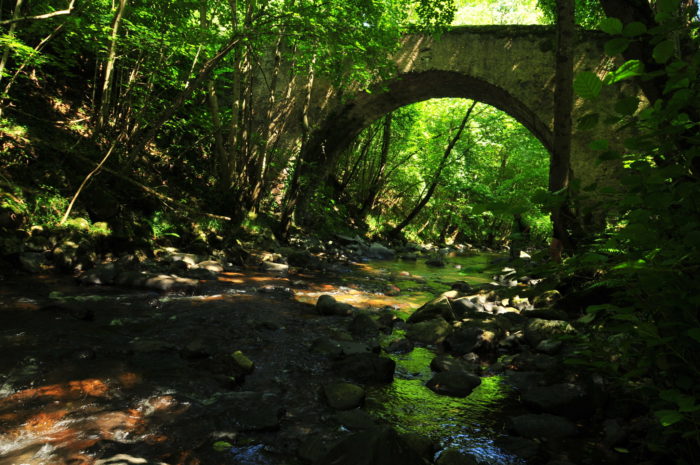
[0,0,76,26]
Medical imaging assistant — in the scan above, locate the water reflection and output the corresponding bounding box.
[366,346,525,465]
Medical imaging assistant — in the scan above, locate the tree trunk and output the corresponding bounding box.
[387,101,477,240]
[97,0,127,130]
[275,56,316,240]
[199,1,227,185]
[359,113,392,218]
[0,0,26,90]
[549,0,575,261]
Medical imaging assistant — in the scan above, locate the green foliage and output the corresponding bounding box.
[328,98,551,246]
[146,211,180,240]
[536,0,604,28]
[566,8,700,461]
[452,0,543,25]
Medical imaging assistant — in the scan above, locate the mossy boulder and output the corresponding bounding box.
[323,382,365,410]
[406,317,452,344]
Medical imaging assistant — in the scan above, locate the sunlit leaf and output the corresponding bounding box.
[655,409,683,427]
[606,60,644,84]
[213,441,233,452]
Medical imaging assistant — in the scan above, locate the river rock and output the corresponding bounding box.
[386,337,414,354]
[287,250,319,268]
[168,252,200,266]
[406,317,452,344]
[261,260,289,272]
[522,383,589,418]
[502,370,542,391]
[524,319,576,347]
[535,339,563,355]
[451,297,480,318]
[299,435,340,463]
[425,257,446,267]
[310,338,343,358]
[367,243,395,260]
[533,290,562,307]
[217,391,284,431]
[81,262,118,285]
[53,240,81,269]
[197,259,224,272]
[444,326,483,355]
[349,312,380,336]
[323,382,365,410]
[143,274,199,292]
[509,413,578,439]
[231,350,255,375]
[426,370,481,397]
[407,296,456,324]
[400,433,435,461]
[314,427,425,465]
[450,281,472,293]
[430,354,478,373]
[521,307,570,320]
[19,252,48,273]
[333,353,395,383]
[317,294,356,316]
[436,448,478,465]
[335,409,377,430]
[493,436,540,460]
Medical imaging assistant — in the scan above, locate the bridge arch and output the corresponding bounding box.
[303,69,554,173]
[280,26,635,232]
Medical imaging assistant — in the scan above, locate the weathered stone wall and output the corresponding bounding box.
[272,25,639,218]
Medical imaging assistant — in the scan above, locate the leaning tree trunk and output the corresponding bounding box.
[97,0,127,131]
[549,0,575,261]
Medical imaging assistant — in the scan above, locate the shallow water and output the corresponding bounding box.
[368,347,525,465]
[0,252,523,465]
[294,252,500,314]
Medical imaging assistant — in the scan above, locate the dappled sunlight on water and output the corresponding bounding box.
[0,252,517,464]
[367,346,525,465]
[293,253,500,311]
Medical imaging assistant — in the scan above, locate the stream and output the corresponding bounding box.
[0,252,529,465]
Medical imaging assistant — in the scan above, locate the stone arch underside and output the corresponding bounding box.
[283,26,635,229]
[302,70,554,173]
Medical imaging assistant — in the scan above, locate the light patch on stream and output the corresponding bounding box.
[365,344,525,465]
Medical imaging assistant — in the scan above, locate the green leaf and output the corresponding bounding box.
[623,22,647,37]
[589,139,609,151]
[687,328,700,343]
[657,0,678,14]
[605,37,630,56]
[574,72,603,99]
[659,389,680,402]
[614,96,640,115]
[606,60,644,84]
[213,441,233,452]
[655,409,683,427]
[599,17,623,35]
[653,40,675,64]
[577,113,599,130]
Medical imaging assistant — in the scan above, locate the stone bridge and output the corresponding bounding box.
[289,25,637,219]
